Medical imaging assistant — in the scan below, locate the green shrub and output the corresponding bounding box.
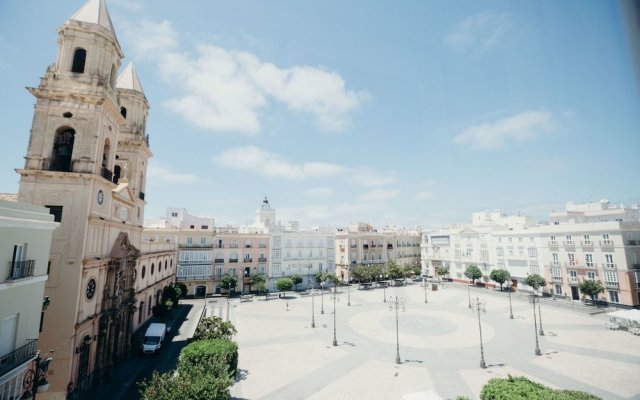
[480,375,600,400]
[180,339,238,376]
[139,362,232,400]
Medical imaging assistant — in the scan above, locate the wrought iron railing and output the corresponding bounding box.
[0,339,37,377]
[8,260,35,280]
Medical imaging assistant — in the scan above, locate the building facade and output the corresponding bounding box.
[0,199,58,400]
[421,202,640,306]
[13,1,175,398]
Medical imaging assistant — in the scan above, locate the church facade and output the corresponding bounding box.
[16,1,176,398]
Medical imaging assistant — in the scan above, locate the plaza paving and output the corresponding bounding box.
[226,283,640,400]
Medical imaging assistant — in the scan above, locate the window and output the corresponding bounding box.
[568,253,575,266]
[187,237,192,245]
[200,237,206,245]
[71,48,86,73]
[569,270,577,281]
[585,254,594,267]
[201,225,208,229]
[190,225,195,229]
[273,263,281,275]
[518,237,523,243]
[583,234,591,244]
[586,271,596,280]
[120,107,127,118]
[608,290,619,303]
[528,248,537,257]
[45,205,63,222]
[273,249,281,260]
[604,270,618,283]
[496,248,504,257]
[151,263,155,275]
[51,128,75,172]
[171,212,178,217]
[141,265,146,278]
[605,254,615,268]
[554,284,562,295]
[552,253,559,266]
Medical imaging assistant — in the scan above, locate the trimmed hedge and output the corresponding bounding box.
[480,376,601,400]
[180,339,238,376]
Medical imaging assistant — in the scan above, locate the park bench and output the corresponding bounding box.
[605,321,620,330]
[240,295,254,302]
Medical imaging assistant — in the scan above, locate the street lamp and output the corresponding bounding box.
[388,296,406,364]
[311,287,316,328]
[380,275,386,303]
[332,287,339,346]
[537,293,545,336]
[468,278,472,309]
[423,276,428,304]
[321,281,325,314]
[507,278,514,319]
[346,266,351,306]
[470,296,487,368]
[530,294,542,356]
[22,352,52,399]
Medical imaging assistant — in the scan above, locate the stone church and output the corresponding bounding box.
[16,1,176,398]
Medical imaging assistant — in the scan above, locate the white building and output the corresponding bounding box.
[0,199,58,399]
[421,201,640,306]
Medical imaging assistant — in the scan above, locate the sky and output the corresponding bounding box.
[0,0,639,229]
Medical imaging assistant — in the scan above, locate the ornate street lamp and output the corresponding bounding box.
[311,288,316,328]
[530,294,542,356]
[321,281,325,314]
[468,278,472,309]
[470,296,487,368]
[22,352,52,399]
[507,278,514,319]
[332,287,339,346]
[388,295,406,364]
[537,293,545,336]
[423,276,428,304]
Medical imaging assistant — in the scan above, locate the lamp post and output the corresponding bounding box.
[531,294,542,356]
[388,296,406,364]
[22,352,52,400]
[537,293,545,336]
[332,287,338,346]
[380,275,387,303]
[471,296,487,368]
[468,278,472,309]
[423,276,428,304]
[321,280,325,314]
[347,266,351,306]
[311,287,316,328]
[507,279,514,319]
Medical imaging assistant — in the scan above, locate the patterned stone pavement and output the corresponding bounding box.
[229,283,640,400]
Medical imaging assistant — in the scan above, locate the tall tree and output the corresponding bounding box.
[579,280,605,301]
[489,269,511,291]
[220,275,238,297]
[435,266,449,280]
[290,274,303,290]
[275,277,294,297]
[524,274,546,291]
[251,274,267,296]
[464,265,483,285]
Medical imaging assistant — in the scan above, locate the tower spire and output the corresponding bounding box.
[69,0,116,35]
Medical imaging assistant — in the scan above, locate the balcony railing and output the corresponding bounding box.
[605,281,619,289]
[258,257,267,262]
[387,244,393,249]
[229,259,238,263]
[244,258,253,263]
[139,191,145,200]
[548,241,558,247]
[0,339,37,378]
[215,244,225,248]
[563,241,575,247]
[8,260,35,280]
[604,263,617,269]
[179,244,213,249]
[214,258,225,263]
[568,277,579,284]
[581,241,593,247]
[600,240,613,247]
[101,167,113,181]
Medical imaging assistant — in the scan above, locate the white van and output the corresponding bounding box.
[141,323,167,354]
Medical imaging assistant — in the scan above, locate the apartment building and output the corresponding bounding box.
[0,199,58,399]
[421,201,640,306]
[335,223,421,281]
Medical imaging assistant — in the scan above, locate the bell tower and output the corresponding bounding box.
[16,1,150,398]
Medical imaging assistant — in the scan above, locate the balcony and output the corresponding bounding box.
[605,281,619,289]
[258,257,267,262]
[581,241,593,247]
[604,263,617,269]
[563,241,575,247]
[552,276,563,283]
[0,339,37,378]
[101,167,113,181]
[229,258,238,263]
[387,244,393,249]
[627,240,639,246]
[179,244,213,249]
[245,244,252,248]
[215,244,225,248]
[214,258,225,263]
[600,240,614,247]
[631,264,640,270]
[7,260,35,280]
[259,244,267,248]
[230,244,239,248]
[243,258,253,263]
[139,191,145,201]
[548,241,558,247]
[568,277,579,284]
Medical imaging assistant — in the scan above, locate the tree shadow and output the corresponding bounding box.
[235,369,249,382]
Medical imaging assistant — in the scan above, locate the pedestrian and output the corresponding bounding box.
[286,301,289,311]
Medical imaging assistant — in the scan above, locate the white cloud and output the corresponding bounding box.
[120,20,178,58]
[305,187,335,197]
[121,20,365,134]
[358,189,400,202]
[444,12,510,52]
[413,191,435,200]
[147,164,200,184]
[212,146,346,179]
[349,167,396,187]
[453,109,554,150]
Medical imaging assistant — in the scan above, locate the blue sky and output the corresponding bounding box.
[0,0,638,228]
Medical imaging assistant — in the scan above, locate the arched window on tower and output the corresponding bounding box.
[50,128,75,172]
[113,165,121,184]
[71,48,86,73]
[120,107,127,119]
[101,140,112,181]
